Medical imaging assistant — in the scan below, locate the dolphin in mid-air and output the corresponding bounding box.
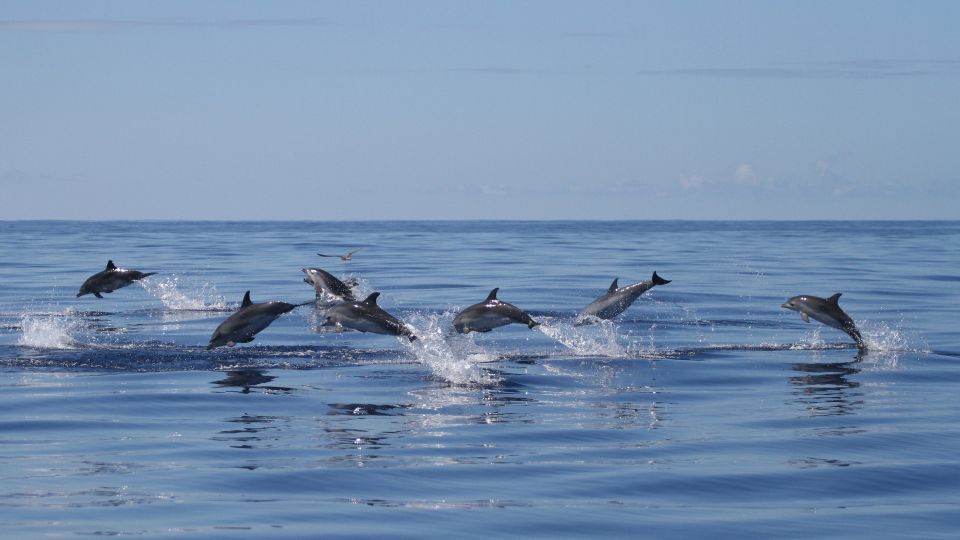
[321,292,417,342]
[782,293,866,350]
[207,291,300,350]
[575,271,670,325]
[302,267,357,301]
[77,260,157,298]
[453,288,540,334]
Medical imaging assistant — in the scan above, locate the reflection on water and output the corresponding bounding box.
[211,370,292,394]
[326,403,409,416]
[789,360,864,417]
[212,414,291,453]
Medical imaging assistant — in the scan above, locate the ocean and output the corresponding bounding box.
[1,220,958,538]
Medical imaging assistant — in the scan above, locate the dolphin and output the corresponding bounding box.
[453,288,540,334]
[77,260,157,298]
[207,291,300,350]
[575,271,671,325]
[302,267,357,301]
[781,293,866,350]
[321,292,417,342]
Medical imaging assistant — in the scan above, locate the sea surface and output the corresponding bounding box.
[0,220,958,538]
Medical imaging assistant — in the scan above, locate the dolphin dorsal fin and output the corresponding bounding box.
[485,288,499,302]
[827,293,842,305]
[106,260,117,271]
[241,291,253,308]
[363,292,380,305]
[608,278,619,293]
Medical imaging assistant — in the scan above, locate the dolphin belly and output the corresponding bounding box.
[578,295,634,323]
[453,311,516,333]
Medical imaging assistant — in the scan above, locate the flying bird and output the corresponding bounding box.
[317,248,362,261]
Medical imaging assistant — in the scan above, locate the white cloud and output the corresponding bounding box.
[734,164,758,185]
[677,173,705,191]
[816,159,831,176]
[814,155,858,196]
[733,163,775,188]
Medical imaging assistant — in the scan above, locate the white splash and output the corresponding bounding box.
[17,312,83,349]
[792,326,825,350]
[859,320,911,369]
[403,310,501,386]
[140,275,226,310]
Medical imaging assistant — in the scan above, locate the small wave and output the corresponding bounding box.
[140,275,226,311]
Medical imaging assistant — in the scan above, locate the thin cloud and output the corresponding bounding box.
[638,59,959,80]
[447,67,535,75]
[0,17,325,33]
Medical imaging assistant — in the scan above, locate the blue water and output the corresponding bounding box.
[1,221,958,538]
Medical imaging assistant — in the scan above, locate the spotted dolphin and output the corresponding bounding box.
[77,260,156,298]
[207,291,300,350]
[575,271,670,325]
[453,288,539,334]
[782,293,865,350]
[302,267,357,301]
[321,292,417,342]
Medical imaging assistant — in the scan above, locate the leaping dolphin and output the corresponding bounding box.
[321,292,417,342]
[207,291,300,350]
[77,260,157,298]
[575,271,670,325]
[781,293,866,350]
[302,267,356,301]
[453,288,540,334]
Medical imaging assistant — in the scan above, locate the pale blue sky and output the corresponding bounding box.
[1,1,958,220]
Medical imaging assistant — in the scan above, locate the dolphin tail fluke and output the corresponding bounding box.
[652,271,671,286]
[408,335,418,342]
[847,325,866,352]
[528,320,541,329]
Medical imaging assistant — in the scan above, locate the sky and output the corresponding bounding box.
[1,1,958,220]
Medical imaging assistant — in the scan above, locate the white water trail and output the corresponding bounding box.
[140,275,226,310]
[536,317,628,357]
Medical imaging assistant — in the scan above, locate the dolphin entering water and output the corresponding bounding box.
[207,291,299,350]
[302,267,357,301]
[77,260,157,298]
[575,271,671,325]
[782,293,866,350]
[453,288,540,334]
[322,292,417,342]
